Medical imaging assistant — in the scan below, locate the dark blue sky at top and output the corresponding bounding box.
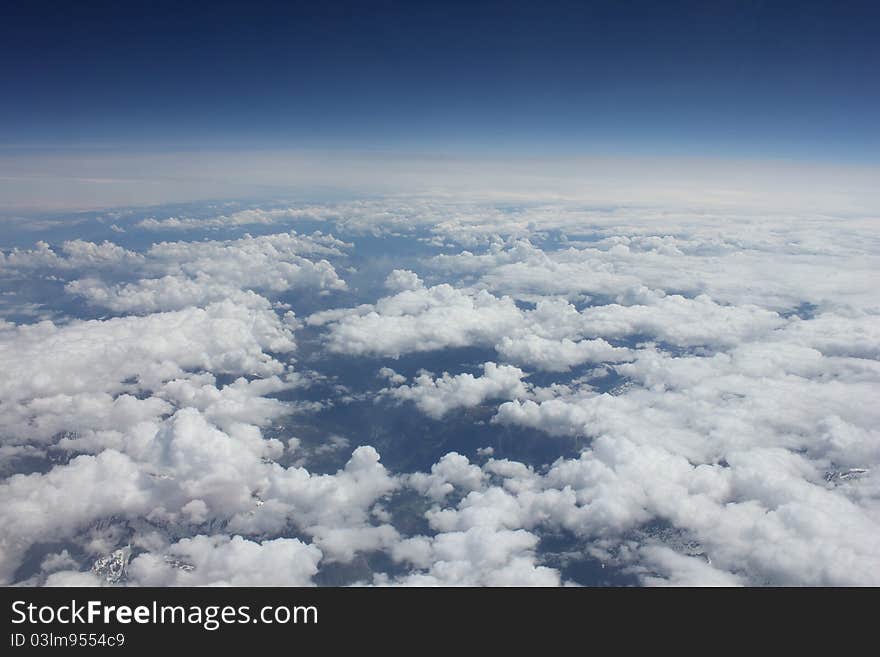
[1,0,878,161]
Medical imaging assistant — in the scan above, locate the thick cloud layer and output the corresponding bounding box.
[1,195,877,587]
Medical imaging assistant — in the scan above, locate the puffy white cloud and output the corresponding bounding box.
[0,240,143,272]
[495,346,880,468]
[636,545,745,587]
[229,446,401,563]
[156,374,297,434]
[384,363,528,419]
[0,408,404,584]
[0,299,297,448]
[400,431,880,586]
[65,232,348,313]
[497,335,632,372]
[136,408,279,514]
[2,393,172,448]
[309,284,523,357]
[313,281,791,367]
[66,276,243,314]
[0,449,156,583]
[0,231,348,316]
[408,452,487,501]
[377,367,406,385]
[382,526,560,586]
[0,402,281,583]
[384,269,424,292]
[575,295,785,348]
[428,212,879,312]
[128,535,321,586]
[0,301,294,403]
[487,342,880,584]
[142,231,347,280]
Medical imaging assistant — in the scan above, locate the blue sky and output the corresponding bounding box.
[2,0,878,162]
